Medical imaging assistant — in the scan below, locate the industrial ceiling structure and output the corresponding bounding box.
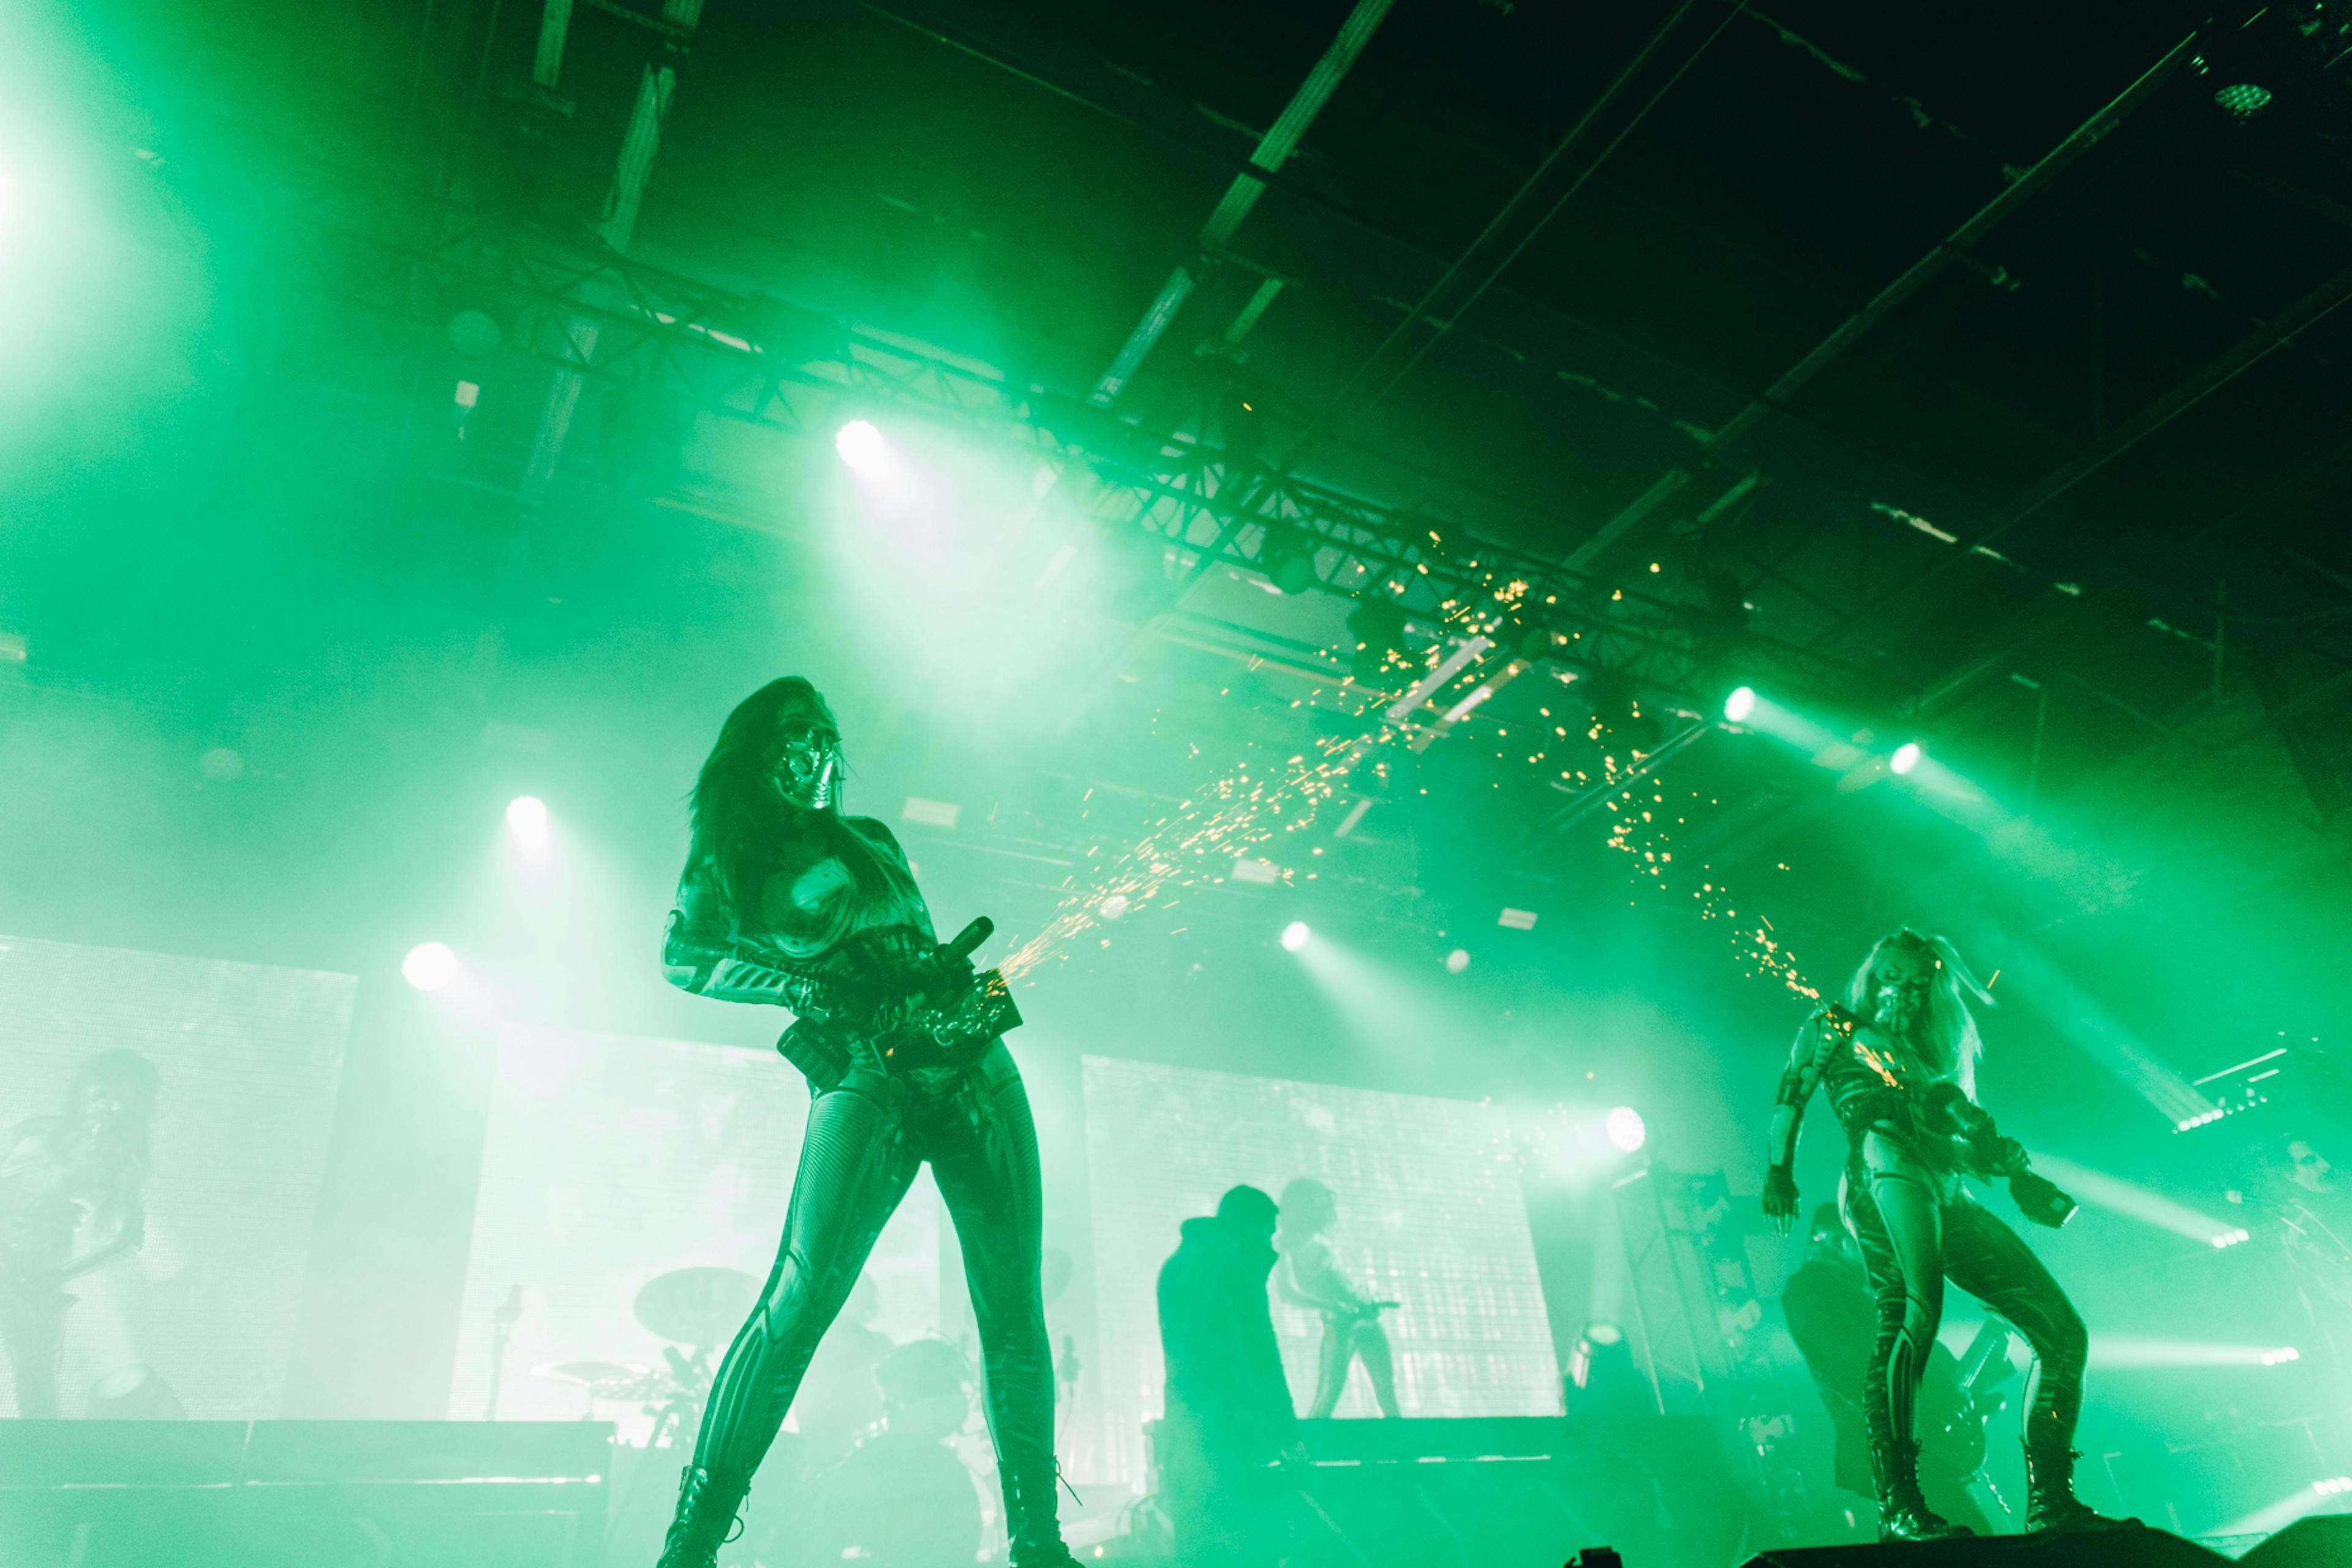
[13,0,2352,1092]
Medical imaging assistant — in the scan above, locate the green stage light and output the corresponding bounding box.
[2214,82,2274,116]
[1605,1106,1646,1153]
[402,941,459,992]
[507,795,550,859]
[1724,685,1756,723]
[1890,741,1921,774]
[834,418,887,469]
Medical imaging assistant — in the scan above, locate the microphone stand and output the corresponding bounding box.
[484,1284,523,1419]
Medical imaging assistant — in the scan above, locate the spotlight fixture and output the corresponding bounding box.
[2211,1227,2252,1248]
[1216,383,1265,468]
[834,418,888,469]
[447,308,505,358]
[2214,82,2274,116]
[1581,666,1660,749]
[402,942,460,993]
[1259,522,1319,595]
[1605,1106,1647,1153]
[1724,685,1757,723]
[1444,948,1471,974]
[1345,596,1411,684]
[1280,921,1311,952]
[1890,741,1921,775]
[1501,617,1558,663]
[507,795,548,834]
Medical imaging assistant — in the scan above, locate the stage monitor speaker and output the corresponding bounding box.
[2239,1514,2352,1568]
[1740,1528,2231,1567]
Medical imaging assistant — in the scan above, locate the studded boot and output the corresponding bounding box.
[2025,1445,2139,1532]
[1872,1437,1973,1542]
[654,1463,751,1568]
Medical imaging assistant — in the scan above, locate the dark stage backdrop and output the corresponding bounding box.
[0,933,352,1418]
[1081,1055,1559,1491]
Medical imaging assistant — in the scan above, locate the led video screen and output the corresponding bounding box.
[0,933,353,1419]
[1081,1056,1559,1488]
[449,1023,946,1431]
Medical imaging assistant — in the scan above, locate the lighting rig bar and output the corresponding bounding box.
[185,140,1883,714]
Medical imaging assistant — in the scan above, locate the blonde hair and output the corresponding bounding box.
[1844,928,1993,1098]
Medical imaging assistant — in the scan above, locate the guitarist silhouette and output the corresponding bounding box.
[0,1050,159,1418]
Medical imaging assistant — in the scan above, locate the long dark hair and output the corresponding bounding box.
[688,677,891,927]
[65,1049,160,1194]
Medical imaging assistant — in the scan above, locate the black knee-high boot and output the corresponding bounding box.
[1871,1438,1972,1542]
[1000,1454,1080,1568]
[2025,1444,2140,1532]
[655,1463,752,1568]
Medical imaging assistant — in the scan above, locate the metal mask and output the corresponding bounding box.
[1871,959,1933,1035]
[772,718,843,810]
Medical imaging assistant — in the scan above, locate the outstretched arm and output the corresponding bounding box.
[1763,1011,1837,1235]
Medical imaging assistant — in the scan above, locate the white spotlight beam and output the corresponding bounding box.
[1995,949,2214,1127]
[2087,1336,2299,1370]
[2028,1153,2234,1245]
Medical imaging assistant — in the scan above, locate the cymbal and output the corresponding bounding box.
[533,1359,646,1391]
[635,1267,758,1346]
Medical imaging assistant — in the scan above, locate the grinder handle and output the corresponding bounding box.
[941,916,994,964]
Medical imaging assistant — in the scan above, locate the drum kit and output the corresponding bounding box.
[530,1265,760,1446]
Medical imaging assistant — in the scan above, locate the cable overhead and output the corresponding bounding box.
[1272,0,1732,478]
[1308,1,1752,469]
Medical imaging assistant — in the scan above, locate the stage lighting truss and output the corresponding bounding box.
[197,145,1883,733]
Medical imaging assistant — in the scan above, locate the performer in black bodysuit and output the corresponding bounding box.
[654,677,1076,1568]
[1760,929,2124,1540]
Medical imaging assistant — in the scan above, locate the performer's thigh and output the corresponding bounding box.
[1851,1161,1945,1328]
[925,1044,1047,1321]
[694,1082,921,1470]
[785,1085,922,1296]
[1941,1199,2084,1366]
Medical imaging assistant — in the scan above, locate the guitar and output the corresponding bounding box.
[1929,1319,2018,1477]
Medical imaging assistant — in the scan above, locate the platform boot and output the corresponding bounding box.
[1872,1437,1973,1542]
[1000,1455,1082,1568]
[654,1463,751,1568]
[2024,1444,2140,1532]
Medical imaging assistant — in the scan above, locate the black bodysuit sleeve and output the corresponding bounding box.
[660,858,826,1008]
[1766,1009,1841,1174]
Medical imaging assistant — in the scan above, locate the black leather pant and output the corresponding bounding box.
[688,1041,1065,1558]
[1845,1145,2087,1469]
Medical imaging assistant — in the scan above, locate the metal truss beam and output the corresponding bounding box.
[180,143,1885,713]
